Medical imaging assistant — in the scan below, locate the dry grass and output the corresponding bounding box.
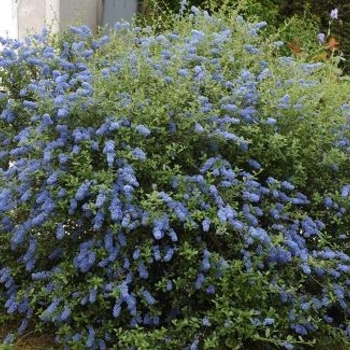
[0,323,60,350]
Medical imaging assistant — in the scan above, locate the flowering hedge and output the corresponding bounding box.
[1,3,350,349]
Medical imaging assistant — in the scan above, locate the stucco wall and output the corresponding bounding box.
[2,0,139,40]
[55,0,103,32]
[18,0,46,39]
[102,0,138,28]
[0,0,16,38]
[17,0,103,38]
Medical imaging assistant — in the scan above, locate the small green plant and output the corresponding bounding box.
[0,345,13,350]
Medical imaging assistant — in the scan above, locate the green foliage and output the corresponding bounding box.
[1,2,350,349]
[138,0,350,73]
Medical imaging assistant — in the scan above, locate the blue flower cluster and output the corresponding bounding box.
[0,3,350,349]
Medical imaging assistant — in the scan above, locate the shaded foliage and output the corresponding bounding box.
[1,3,350,349]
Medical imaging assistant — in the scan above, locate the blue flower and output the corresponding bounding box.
[47,172,59,185]
[126,294,136,315]
[195,273,205,289]
[230,219,244,232]
[113,303,121,318]
[201,254,211,271]
[213,29,231,45]
[202,316,210,326]
[164,247,175,262]
[109,196,122,222]
[202,218,211,232]
[301,264,311,275]
[118,233,127,247]
[103,140,115,167]
[178,68,189,77]
[86,325,95,348]
[278,94,291,109]
[23,100,38,110]
[317,33,326,43]
[69,198,78,215]
[93,211,104,230]
[293,324,307,335]
[341,184,350,198]
[247,159,261,170]
[18,318,29,334]
[167,229,178,242]
[263,318,275,325]
[248,227,270,244]
[281,181,294,191]
[89,289,97,304]
[20,189,32,203]
[3,334,15,345]
[135,125,151,137]
[153,216,169,240]
[281,341,294,350]
[243,192,260,203]
[153,246,161,261]
[206,285,215,294]
[138,260,148,279]
[142,289,156,305]
[132,147,147,161]
[70,25,92,38]
[132,248,141,260]
[32,213,47,226]
[57,108,69,118]
[244,44,259,54]
[75,181,90,201]
[96,193,107,208]
[330,8,338,20]
[56,224,65,239]
[60,307,71,321]
[5,298,18,314]
[190,339,199,350]
[166,280,173,291]
[46,299,59,315]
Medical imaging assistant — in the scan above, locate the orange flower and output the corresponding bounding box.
[288,41,301,54]
[326,37,339,49]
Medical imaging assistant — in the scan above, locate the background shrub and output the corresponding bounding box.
[139,0,350,73]
[1,3,350,349]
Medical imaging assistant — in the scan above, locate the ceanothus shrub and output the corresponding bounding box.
[1,3,350,349]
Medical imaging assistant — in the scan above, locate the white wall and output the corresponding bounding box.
[18,0,46,39]
[47,0,103,35]
[0,0,17,38]
[0,0,139,40]
[103,0,138,28]
[0,0,103,39]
